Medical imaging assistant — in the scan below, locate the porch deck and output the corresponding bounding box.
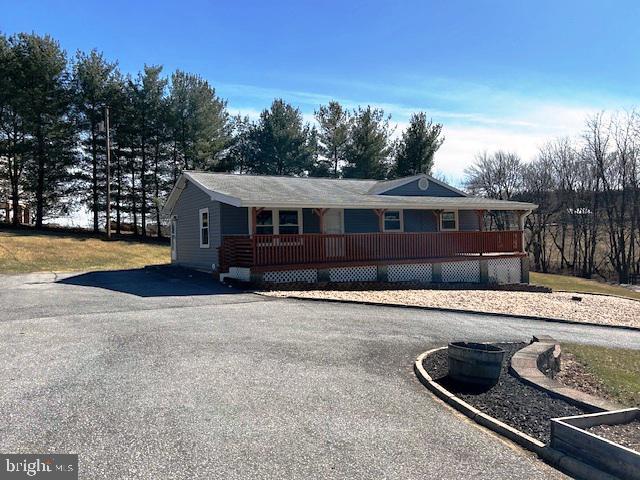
[218,230,523,272]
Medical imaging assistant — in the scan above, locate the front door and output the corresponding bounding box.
[324,209,344,234]
[323,209,344,258]
[170,217,177,261]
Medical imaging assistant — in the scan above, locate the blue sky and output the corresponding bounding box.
[2,0,640,182]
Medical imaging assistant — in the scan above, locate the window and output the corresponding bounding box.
[253,209,302,235]
[199,208,210,247]
[278,210,300,234]
[383,210,403,232]
[256,209,274,235]
[440,211,458,231]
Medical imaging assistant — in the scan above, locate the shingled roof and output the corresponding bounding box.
[163,171,537,214]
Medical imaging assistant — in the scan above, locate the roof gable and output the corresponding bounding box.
[367,174,467,197]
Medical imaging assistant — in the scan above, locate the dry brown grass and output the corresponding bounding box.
[530,272,640,301]
[0,230,169,274]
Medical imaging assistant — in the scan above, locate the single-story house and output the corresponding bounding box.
[162,172,537,285]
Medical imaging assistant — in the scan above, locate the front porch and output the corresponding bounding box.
[218,230,527,285]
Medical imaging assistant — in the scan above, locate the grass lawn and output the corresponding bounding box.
[0,230,169,274]
[563,343,640,408]
[530,271,640,301]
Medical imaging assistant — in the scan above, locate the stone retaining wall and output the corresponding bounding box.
[510,336,619,413]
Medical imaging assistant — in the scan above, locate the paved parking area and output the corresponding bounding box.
[1,267,637,479]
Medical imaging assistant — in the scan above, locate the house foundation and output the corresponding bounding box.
[222,255,527,286]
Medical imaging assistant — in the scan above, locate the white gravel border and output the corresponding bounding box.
[263,289,640,329]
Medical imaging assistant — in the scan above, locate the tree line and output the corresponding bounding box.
[465,111,640,284]
[0,32,444,236]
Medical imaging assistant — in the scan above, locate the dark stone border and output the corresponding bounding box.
[415,347,620,480]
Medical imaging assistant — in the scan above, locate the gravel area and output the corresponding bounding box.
[264,289,640,328]
[422,343,589,443]
[586,420,640,451]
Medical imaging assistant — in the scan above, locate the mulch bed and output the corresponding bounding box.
[422,343,589,443]
[586,420,640,451]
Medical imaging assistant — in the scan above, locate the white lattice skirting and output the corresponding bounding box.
[225,267,251,282]
[488,257,521,284]
[263,269,318,284]
[441,261,481,283]
[329,265,377,283]
[223,257,523,285]
[388,263,433,283]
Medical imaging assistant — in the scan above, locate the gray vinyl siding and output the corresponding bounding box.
[344,209,379,233]
[220,204,249,235]
[382,179,465,197]
[172,181,221,271]
[404,210,437,232]
[459,210,480,231]
[404,209,478,232]
[302,208,321,233]
[343,208,477,233]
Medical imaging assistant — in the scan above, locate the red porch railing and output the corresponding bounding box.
[218,230,523,272]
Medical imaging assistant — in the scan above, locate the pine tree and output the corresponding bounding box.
[130,65,167,236]
[107,76,130,234]
[392,112,444,177]
[343,106,392,179]
[221,115,256,174]
[72,49,120,232]
[313,101,350,177]
[0,33,29,226]
[249,99,314,176]
[13,33,75,227]
[168,71,231,173]
[97,75,140,234]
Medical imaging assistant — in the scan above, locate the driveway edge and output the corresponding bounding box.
[261,294,640,332]
[414,348,619,480]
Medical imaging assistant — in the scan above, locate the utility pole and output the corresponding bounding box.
[105,106,112,239]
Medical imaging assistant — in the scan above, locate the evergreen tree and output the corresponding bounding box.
[72,49,120,232]
[249,99,314,176]
[13,33,75,227]
[220,115,256,174]
[0,33,29,226]
[106,75,130,234]
[168,71,231,172]
[130,65,167,236]
[392,112,443,177]
[313,101,350,177]
[343,106,392,179]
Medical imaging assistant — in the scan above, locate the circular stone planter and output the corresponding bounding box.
[448,342,505,386]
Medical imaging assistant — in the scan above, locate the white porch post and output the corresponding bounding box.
[516,210,530,252]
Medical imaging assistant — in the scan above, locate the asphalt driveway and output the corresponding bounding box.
[0,267,637,479]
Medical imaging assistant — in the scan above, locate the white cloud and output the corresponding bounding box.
[221,79,634,183]
[431,103,603,182]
